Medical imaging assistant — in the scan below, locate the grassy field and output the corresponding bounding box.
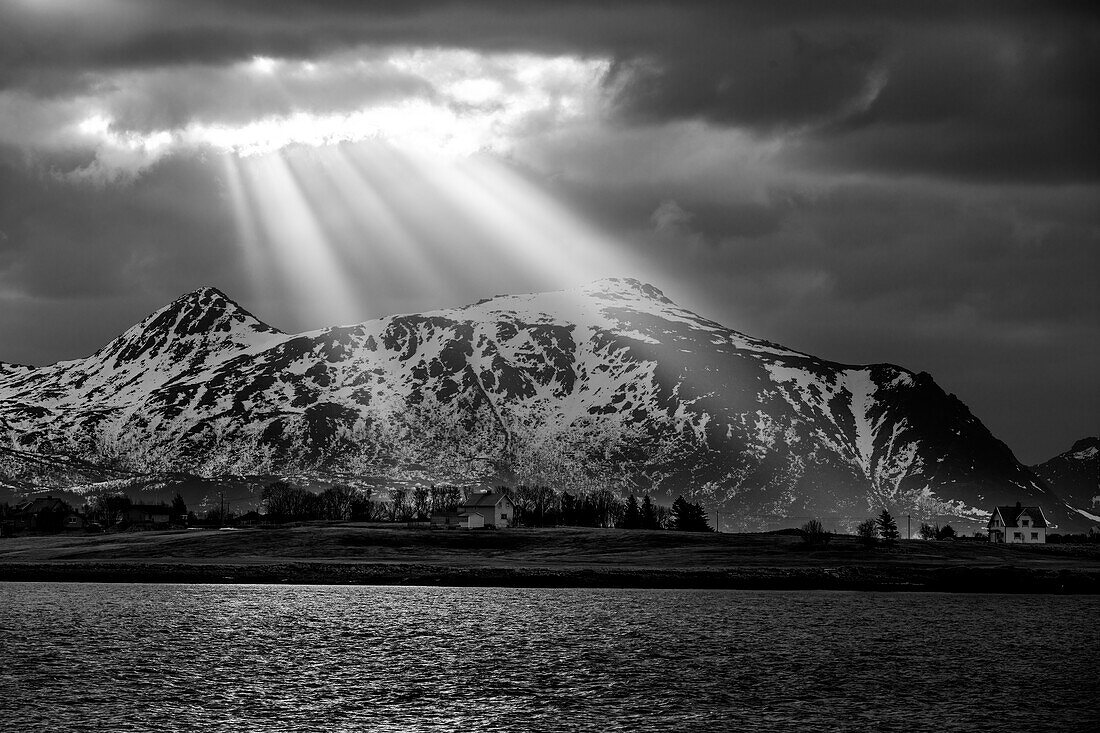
[2,524,1099,592]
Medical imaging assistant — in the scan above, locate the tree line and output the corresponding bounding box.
[261,481,714,532]
[0,489,190,533]
[801,509,959,546]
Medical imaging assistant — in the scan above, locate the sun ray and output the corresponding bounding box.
[226,136,637,328]
[289,145,450,307]
[236,151,361,326]
[457,155,631,280]
[401,149,575,286]
[220,153,267,283]
[341,142,497,293]
[281,148,368,277]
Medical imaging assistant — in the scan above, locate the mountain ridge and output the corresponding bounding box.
[1032,437,1100,526]
[0,278,1090,531]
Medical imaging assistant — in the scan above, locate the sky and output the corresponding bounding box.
[0,0,1096,463]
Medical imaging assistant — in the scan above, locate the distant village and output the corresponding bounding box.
[1,484,699,534]
[2,483,1097,544]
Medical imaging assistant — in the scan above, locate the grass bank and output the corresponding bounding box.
[2,525,1098,592]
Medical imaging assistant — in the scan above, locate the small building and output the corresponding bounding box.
[429,490,513,529]
[127,504,172,529]
[988,502,1049,544]
[460,491,514,528]
[430,511,486,530]
[12,496,80,533]
[237,510,264,526]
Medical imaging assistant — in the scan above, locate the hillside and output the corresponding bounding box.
[0,278,1087,531]
[1033,438,1100,527]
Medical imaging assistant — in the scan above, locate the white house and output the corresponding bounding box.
[988,503,1049,543]
[429,491,515,529]
[430,511,485,530]
[460,491,514,528]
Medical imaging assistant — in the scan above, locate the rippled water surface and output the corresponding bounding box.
[1,583,1096,732]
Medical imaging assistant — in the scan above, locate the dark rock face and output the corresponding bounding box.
[1032,438,1100,527]
[0,278,1086,531]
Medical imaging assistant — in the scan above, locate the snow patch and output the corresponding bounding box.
[1073,506,1100,522]
[842,369,877,466]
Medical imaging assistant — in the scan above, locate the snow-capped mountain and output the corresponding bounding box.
[0,278,1084,531]
[1032,438,1100,527]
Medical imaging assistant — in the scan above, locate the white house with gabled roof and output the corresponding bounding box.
[988,502,1049,543]
[460,491,514,528]
[429,491,514,529]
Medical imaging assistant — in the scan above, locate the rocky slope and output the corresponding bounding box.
[0,278,1085,531]
[1032,438,1100,528]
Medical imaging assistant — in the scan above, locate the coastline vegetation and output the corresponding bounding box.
[2,522,1099,592]
[4,481,1099,592]
[2,482,719,534]
[5,483,1100,545]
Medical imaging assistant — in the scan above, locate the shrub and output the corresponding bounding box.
[856,518,878,546]
[800,518,832,546]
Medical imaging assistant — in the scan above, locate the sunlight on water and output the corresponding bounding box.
[0,584,1095,732]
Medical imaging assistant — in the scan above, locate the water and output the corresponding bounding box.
[1,584,1097,732]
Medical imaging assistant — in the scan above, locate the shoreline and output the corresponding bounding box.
[3,560,1098,593]
[4,525,1099,593]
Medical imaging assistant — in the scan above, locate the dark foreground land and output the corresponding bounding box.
[2,525,1099,592]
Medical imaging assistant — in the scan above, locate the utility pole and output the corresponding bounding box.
[907,513,911,540]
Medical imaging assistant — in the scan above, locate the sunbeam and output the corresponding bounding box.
[221,154,274,300]
[341,141,507,289]
[234,152,361,326]
[222,139,638,328]
[283,145,448,311]
[457,156,630,279]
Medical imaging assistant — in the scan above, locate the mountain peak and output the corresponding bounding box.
[170,285,245,313]
[458,277,678,319]
[1068,437,1099,458]
[97,286,283,365]
[182,285,231,302]
[578,277,674,304]
[147,286,282,339]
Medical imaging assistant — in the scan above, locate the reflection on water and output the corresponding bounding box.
[0,584,1095,732]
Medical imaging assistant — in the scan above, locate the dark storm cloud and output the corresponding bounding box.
[542,181,791,244]
[0,146,243,301]
[606,28,884,129]
[599,2,1099,183]
[791,24,1100,182]
[3,1,1096,182]
[636,179,1100,335]
[605,176,1099,463]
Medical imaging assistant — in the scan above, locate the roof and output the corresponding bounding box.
[990,505,1048,529]
[461,492,511,509]
[431,511,484,523]
[15,497,71,514]
[130,504,171,513]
